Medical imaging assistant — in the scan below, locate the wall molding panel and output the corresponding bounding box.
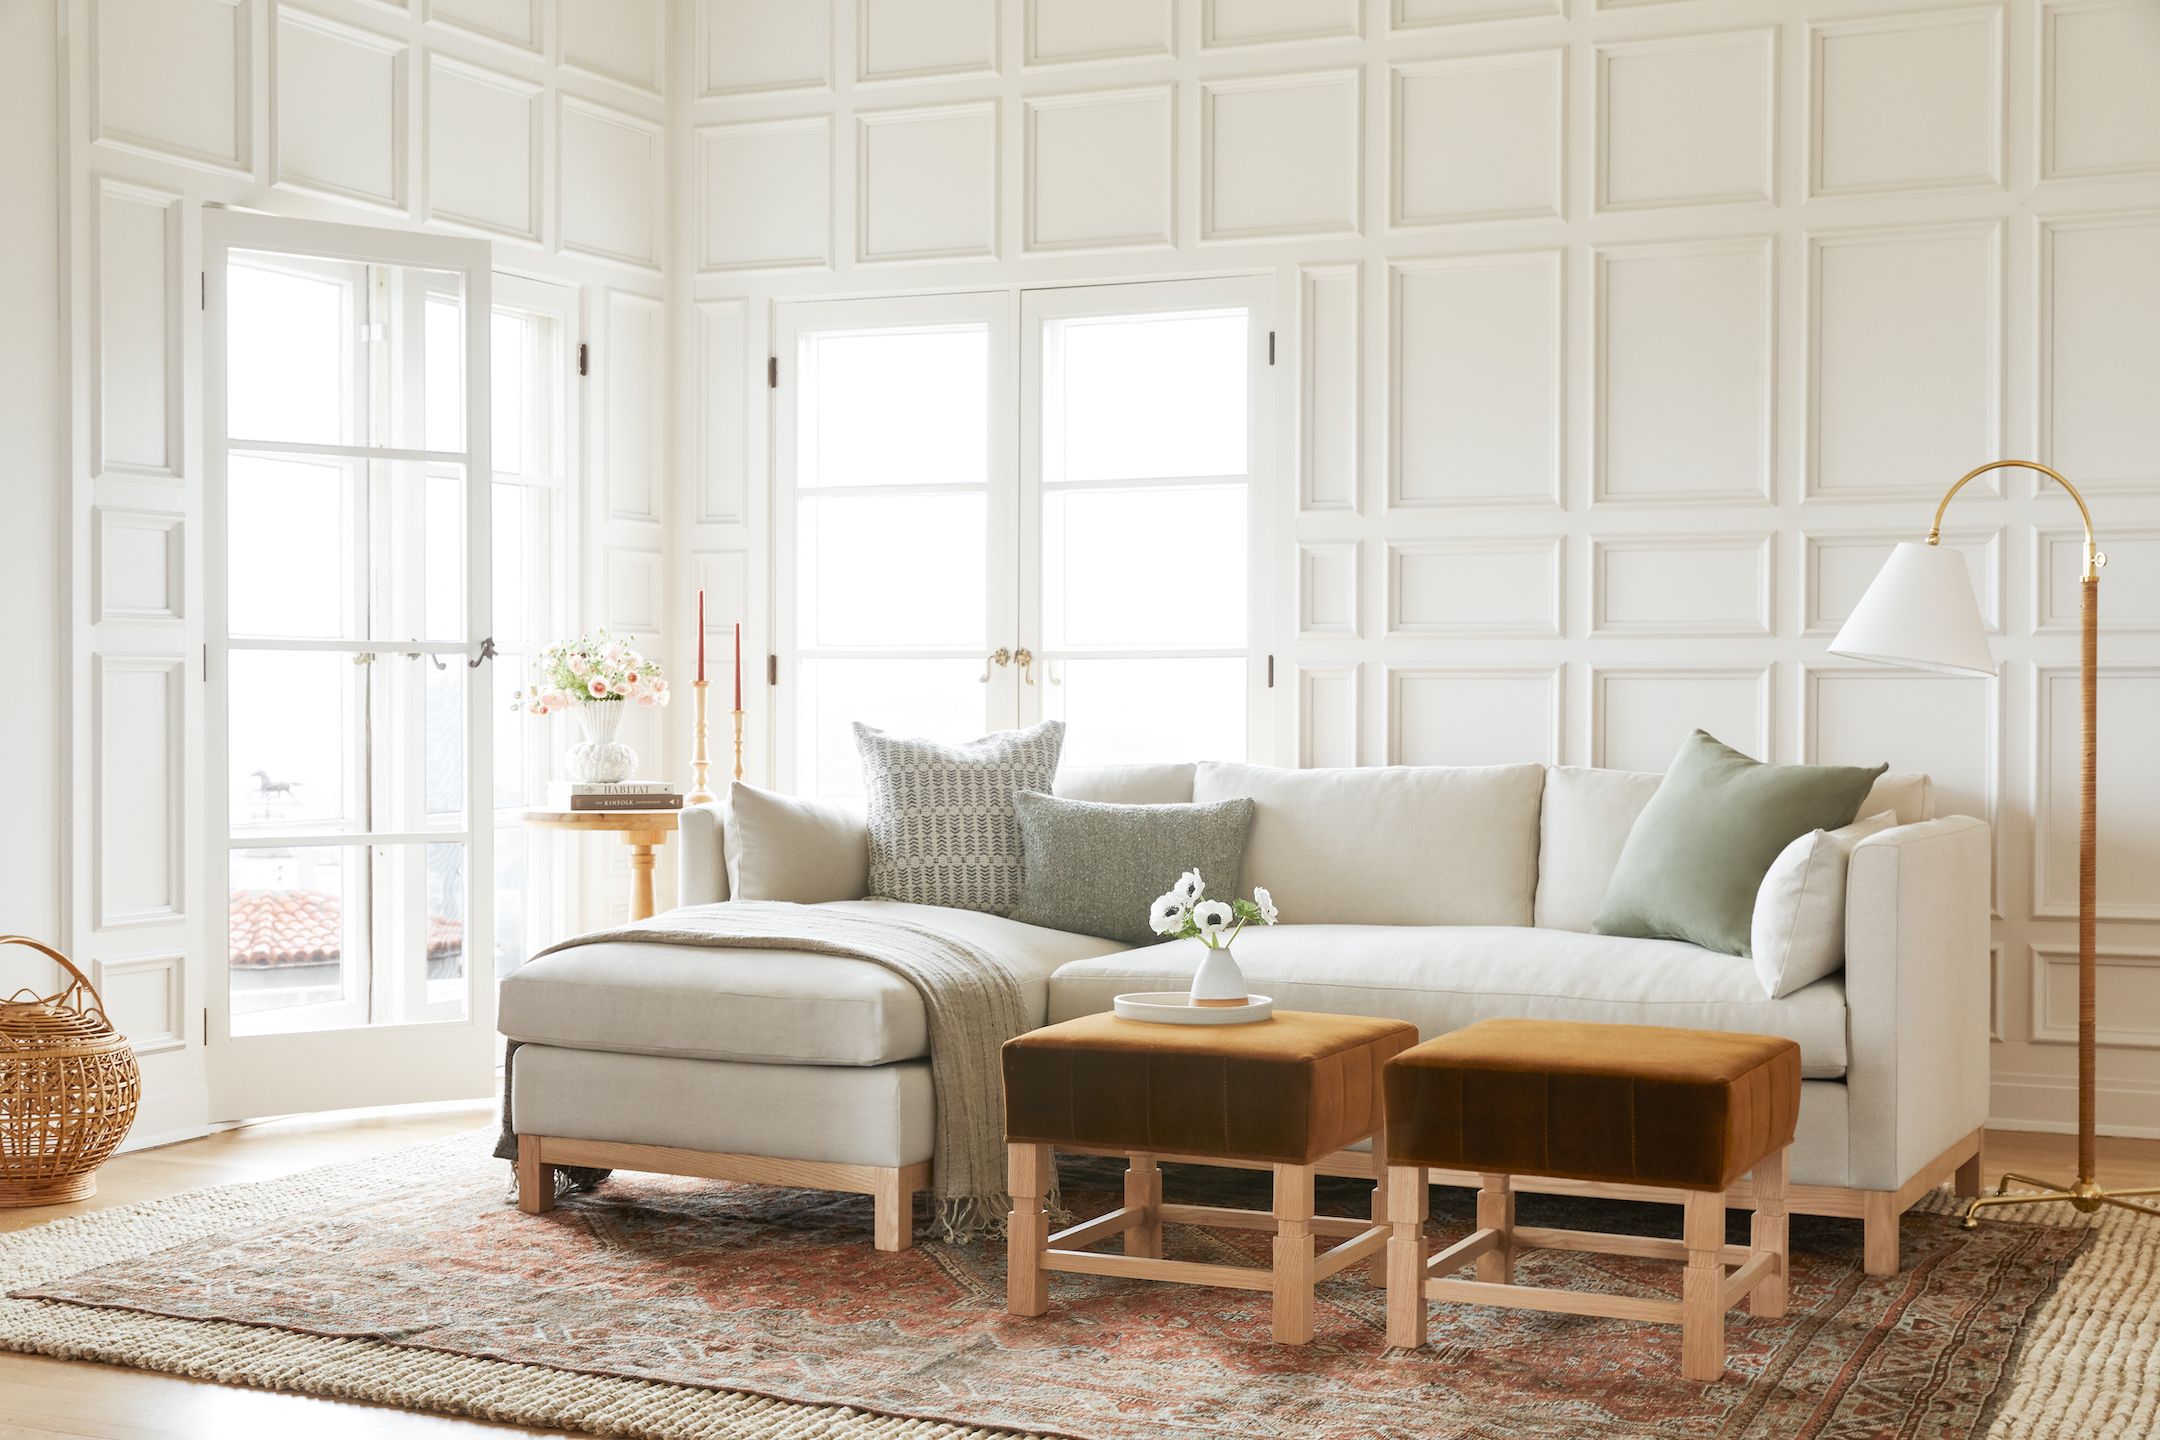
[1296,663,1360,769]
[90,178,184,484]
[92,951,188,1056]
[1389,666,1562,767]
[1387,537,1562,638]
[1591,533,1772,637]
[90,0,254,176]
[91,508,186,625]
[1805,528,2001,636]
[2031,945,2160,1051]
[2037,211,2160,494]
[2033,666,2160,923]
[270,6,411,213]
[1806,6,2003,199]
[90,653,187,933]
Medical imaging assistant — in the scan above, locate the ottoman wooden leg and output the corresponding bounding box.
[1125,1155,1162,1258]
[1682,1190,1727,1383]
[1007,1143,1052,1317]
[1476,1172,1515,1285]
[1272,1161,1317,1344]
[1750,1147,1789,1318]
[1367,1155,1390,1286]
[516,1136,556,1215]
[1385,1163,1429,1349]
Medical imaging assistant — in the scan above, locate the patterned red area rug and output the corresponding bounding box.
[18,1150,2082,1440]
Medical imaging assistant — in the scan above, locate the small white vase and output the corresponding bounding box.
[567,700,637,783]
[1189,945,1248,1008]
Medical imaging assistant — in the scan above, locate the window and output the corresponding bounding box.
[775,278,1273,795]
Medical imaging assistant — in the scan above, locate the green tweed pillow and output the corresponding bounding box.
[1010,791,1255,946]
[1592,730,1886,958]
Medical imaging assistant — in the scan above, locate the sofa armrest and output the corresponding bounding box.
[677,802,729,907]
[1842,815,1991,1192]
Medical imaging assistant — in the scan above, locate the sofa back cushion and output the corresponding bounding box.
[1055,763,1196,805]
[1192,761,1545,926]
[1534,764,1935,933]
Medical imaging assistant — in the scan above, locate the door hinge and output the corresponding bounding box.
[767,653,778,686]
[1267,330,1276,366]
[201,642,208,680]
[1266,654,1275,688]
[768,356,779,389]
[200,272,206,311]
[201,1007,209,1046]
[577,343,589,377]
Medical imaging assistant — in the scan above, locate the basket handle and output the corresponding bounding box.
[0,935,107,1013]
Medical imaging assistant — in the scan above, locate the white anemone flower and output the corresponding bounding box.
[1192,899,1235,940]
[1148,893,1190,937]
[1171,869,1205,905]
[1252,886,1279,926]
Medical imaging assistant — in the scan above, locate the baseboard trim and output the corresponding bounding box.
[1990,1073,2160,1140]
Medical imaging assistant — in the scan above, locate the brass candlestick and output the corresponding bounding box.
[686,679,715,805]
[732,707,746,783]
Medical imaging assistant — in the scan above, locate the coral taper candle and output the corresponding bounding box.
[696,589,706,682]
[733,622,742,711]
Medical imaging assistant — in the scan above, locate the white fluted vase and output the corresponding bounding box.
[567,699,636,782]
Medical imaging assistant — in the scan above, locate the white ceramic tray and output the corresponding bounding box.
[1112,991,1274,1026]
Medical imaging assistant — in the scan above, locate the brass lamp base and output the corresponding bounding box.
[1964,1175,2160,1228]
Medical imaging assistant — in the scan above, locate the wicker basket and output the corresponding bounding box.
[0,936,142,1206]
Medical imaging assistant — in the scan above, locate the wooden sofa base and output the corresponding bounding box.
[515,1135,931,1252]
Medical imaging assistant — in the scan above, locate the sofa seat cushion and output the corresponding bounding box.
[500,901,1128,1067]
[1046,924,1850,1079]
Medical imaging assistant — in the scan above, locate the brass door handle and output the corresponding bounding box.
[1014,648,1035,686]
[977,647,1011,683]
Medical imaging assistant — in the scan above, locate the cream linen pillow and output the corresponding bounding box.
[1750,810,1897,998]
[723,782,870,903]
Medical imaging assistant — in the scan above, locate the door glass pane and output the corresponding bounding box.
[421,842,466,1010]
[227,254,358,447]
[1043,485,1246,650]
[229,845,365,1034]
[800,326,988,488]
[797,657,985,797]
[1048,311,1247,482]
[491,311,528,475]
[229,650,362,833]
[1053,658,1247,767]
[227,453,358,640]
[364,462,466,643]
[224,252,467,455]
[799,492,986,649]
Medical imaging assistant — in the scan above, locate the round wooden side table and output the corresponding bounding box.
[521,809,680,921]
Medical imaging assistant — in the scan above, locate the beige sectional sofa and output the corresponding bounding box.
[499,760,1991,1273]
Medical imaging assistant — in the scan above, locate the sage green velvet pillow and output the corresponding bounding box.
[1010,791,1254,947]
[1592,731,1886,958]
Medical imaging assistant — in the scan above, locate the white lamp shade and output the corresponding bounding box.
[1828,541,1997,676]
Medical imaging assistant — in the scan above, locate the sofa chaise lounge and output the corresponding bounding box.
[499,760,1990,1275]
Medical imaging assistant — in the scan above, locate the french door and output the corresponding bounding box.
[203,210,495,1119]
[776,277,1272,795]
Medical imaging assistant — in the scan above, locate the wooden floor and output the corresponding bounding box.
[1,1115,2155,1439]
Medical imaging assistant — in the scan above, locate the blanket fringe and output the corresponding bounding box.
[935,1185,1070,1244]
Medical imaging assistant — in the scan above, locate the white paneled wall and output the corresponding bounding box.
[680,0,2160,1135]
[57,0,673,1145]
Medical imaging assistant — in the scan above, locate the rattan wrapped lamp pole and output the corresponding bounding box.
[0,935,141,1206]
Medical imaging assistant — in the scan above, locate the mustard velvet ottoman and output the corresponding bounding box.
[1382,1019,1802,1381]
[1002,1010,1417,1344]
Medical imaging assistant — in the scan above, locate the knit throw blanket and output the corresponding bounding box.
[493,902,1033,1242]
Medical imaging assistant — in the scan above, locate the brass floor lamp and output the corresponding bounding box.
[1830,458,2160,1228]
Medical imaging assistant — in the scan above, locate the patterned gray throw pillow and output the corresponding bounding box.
[852,719,1066,914]
[1010,791,1256,946]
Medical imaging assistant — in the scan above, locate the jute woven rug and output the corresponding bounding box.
[0,1131,2140,1440]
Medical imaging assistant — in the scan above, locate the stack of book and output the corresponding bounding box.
[546,781,683,812]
